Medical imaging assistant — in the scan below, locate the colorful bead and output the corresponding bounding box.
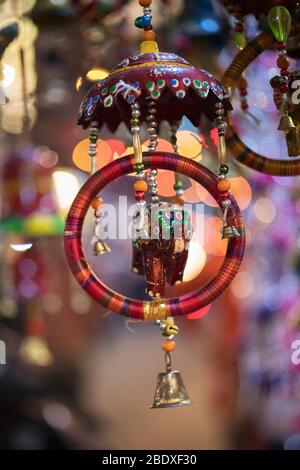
[276,42,286,50]
[131,118,140,126]
[217,179,231,192]
[173,181,183,190]
[219,164,229,175]
[91,198,103,209]
[280,68,289,77]
[139,0,152,6]
[134,180,148,192]
[134,162,144,172]
[268,6,291,42]
[135,191,145,201]
[143,30,156,41]
[162,340,176,352]
[134,15,151,29]
[277,55,290,68]
[89,134,98,143]
[220,191,230,199]
[235,32,246,49]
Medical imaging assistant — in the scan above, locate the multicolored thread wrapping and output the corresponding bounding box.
[64,152,245,320]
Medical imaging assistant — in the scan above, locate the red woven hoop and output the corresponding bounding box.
[64,152,245,320]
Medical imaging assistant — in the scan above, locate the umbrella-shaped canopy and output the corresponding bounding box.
[78,51,231,131]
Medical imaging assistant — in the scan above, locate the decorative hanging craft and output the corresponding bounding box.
[64,0,245,408]
[221,1,300,175]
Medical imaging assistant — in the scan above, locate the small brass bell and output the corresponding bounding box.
[222,224,241,239]
[94,239,111,255]
[151,352,192,409]
[278,114,296,133]
[151,370,192,409]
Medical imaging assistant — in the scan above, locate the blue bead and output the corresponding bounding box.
[142,15,152,28]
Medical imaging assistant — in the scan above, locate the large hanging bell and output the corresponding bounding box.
[278,114,296,133]
[94,239,111,255]
[151,370,192,409]
[222,224,241,240]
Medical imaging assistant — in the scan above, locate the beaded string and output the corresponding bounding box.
[135,0,159,53]
[231,8,251,114]
[88,122,110,254]
[268,1,293,131]
[170,122,184,205]
[146,99,160,204]
[155,317,179,368]
[215,95,240,238]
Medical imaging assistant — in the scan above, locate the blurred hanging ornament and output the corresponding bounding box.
[0,2,38,134]
[64,0,245,407]
[0,20,19,105]
[0,150,64,238]
[221,2,300,175]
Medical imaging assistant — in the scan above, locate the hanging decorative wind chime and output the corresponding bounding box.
[64,0,245,408]
[221,0,300,175]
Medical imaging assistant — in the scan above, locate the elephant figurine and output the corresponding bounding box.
[131,202,192,297]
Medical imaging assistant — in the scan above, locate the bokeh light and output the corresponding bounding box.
[72,138,112,172]
[254,197,277,224]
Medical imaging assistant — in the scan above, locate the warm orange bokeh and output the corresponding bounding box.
[72,138,112,172]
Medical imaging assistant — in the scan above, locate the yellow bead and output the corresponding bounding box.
[140,41,159,54]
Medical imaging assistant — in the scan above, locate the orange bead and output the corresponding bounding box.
[133,180,148,192]
[143,30,156,41]
[91,197,103,209]
[139,0,152,6]
[162,340,176,352]
[217,179,231,192]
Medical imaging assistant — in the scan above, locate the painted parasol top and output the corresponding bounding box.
[219,0,297,18]
[77,51,231,131]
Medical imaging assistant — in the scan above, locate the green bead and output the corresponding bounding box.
[89,134,98,143]
[173,181,183,190]
[131,118,139,125]
[267,6,291,42]
[219,164,229,175]
[134,16,144,28]
[134,163,144,172]
[235,32,246,50]
[215,115,225,123]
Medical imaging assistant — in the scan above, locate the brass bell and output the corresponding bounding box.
[94,239,111,255]
[278,114,296,133]
[222,225,241,239]
[151,370,192,409]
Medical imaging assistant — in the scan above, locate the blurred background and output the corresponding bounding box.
[0,0,300,450]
